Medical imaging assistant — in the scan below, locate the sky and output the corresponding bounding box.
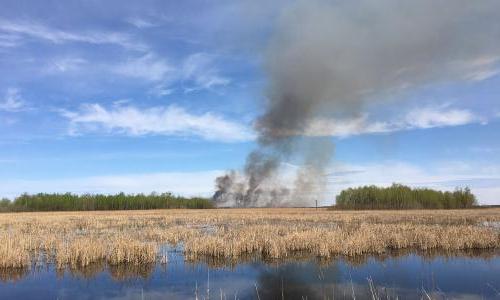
[0,0,499,204]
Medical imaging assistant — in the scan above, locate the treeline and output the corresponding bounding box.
[0,192,213,212]
[335,184,477,210]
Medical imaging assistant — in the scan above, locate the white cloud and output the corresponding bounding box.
[404,106,480,128]
[113,53,174,82]
[61,103,254,142]
[0,19,147,51]
[0,88,28,112]
[0,170,224,199]
[305,106,484,137]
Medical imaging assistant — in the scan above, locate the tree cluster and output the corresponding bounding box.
[335,184,477,210]
[0,192,213,212]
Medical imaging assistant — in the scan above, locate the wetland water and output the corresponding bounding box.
[1,250,499,300]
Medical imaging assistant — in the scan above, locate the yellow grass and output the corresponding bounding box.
[0,208,498,270]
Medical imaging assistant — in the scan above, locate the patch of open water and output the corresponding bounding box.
[0,249,499,299]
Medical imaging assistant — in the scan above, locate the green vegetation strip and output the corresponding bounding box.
[335,184,477,210]
[0,192,213,212]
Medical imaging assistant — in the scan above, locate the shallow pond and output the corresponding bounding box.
[1,250,499,299]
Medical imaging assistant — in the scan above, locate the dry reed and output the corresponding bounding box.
[0,208,498,270]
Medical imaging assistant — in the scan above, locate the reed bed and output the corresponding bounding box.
[0,208,498,270]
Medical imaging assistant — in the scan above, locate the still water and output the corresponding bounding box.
[1,250,499,299]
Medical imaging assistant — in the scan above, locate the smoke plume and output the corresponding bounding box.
[214,0,500,207]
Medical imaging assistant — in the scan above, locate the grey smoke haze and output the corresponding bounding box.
[214,0,500,207]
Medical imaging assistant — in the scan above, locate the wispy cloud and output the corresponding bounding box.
[0,20,229,93]
[149,84,174,97]
[0,19,147,51]
[45,57,87,73]
[181,53,231,91]
[126,17,156,29]
[113,53,174,82]
[404,106,481,128]
[0,88,28,112]
[36,51,230,96]
[466,69,499,82]
[0,32,21,48]
[460,56,500,82]
[114,52,230,93]
[305,106,484,137]
[60,103,254,142]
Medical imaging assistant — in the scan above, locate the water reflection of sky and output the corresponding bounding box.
[0,252,499,299]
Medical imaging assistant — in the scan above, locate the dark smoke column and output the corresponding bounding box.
[214,0,500,207]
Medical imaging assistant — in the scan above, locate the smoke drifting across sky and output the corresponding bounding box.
[214,0,500,207]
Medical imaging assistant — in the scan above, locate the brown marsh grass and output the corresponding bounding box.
[0,208,498,270]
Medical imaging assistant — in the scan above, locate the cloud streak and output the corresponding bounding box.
[45,57,87,73]
[181,53,231,91]
[58,103,485,142]
[126,17,156,29]
[0,88,28,112]
[60,103,254,142]
[460,56,500,82]
[0,18,147,51]
[113,53,174,82]
[113,52,230,93]
[305,106,484,137]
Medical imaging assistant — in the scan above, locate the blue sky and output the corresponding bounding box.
[1,0,499,204]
